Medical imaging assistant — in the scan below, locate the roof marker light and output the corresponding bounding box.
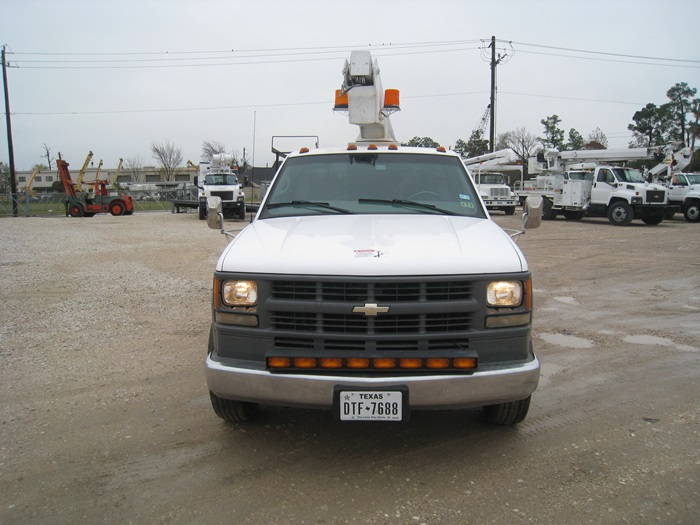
[436,146,446,153]
[347,144,358,151]
[368,144,378,150]
[299,147,310,154]
[388,144,398,150]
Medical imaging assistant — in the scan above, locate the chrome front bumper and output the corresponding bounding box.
[205,355,540,410]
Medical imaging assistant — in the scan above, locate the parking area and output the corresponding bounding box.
[1,211,698,524]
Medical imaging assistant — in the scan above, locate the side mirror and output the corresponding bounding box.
[206,196,224,230]
[521,195,543,230]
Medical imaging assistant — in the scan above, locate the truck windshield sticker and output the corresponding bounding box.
[459,194,471,200]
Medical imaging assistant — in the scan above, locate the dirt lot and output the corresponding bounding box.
[1,210,698,524]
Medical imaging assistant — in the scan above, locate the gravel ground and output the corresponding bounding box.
[1,210,698,524]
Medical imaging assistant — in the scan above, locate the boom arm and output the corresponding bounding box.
[334,51,400,144]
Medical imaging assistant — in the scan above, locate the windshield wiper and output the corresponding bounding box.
[266,200,355,214]
[358,198,459,216]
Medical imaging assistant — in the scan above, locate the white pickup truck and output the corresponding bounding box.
[665,173,700,222]
[203,51,543,426]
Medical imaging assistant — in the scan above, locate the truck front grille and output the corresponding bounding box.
[211,191,234,200]
[646,190,665,203]
[272,280,472,302]
[490,187,510,198]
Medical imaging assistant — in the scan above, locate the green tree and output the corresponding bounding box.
[666,82,697,144]
[0,160,10,193]
[455,130,489,158]
[402,136,440,148]
[566,129,585,150]
[539,115,565,150]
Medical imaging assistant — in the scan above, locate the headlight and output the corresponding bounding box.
[222,280,257,306]
[486,281,522,307]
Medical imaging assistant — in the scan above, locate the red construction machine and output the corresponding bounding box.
[57,158,134,217]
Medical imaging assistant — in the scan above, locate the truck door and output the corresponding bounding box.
[667,174,687,203]
[591,168,615,205]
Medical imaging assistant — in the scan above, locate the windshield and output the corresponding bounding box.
[204,173,238,185]
[612,168,646,183]
[259,153,486,219]
[477,174,505,185]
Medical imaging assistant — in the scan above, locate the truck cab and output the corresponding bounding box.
[666,173,700,222]
[473,172,517,215]
[198,154,246,220]
[587,166,672,225]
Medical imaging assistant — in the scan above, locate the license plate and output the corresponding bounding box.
[335,387,407,421]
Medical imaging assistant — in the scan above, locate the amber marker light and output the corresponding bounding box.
[294,357,316,368]
[299,147,309,154]
[373,358,397,369]
[268,357,291,368]
[347,144,358,151]
[400,358,422,369]
[436,146,446,152]
[347,358,370,369]
[388,144,398,150]
[525,279,532,311]
[368,144,378,150]
[426,358,450,369]
[453,358,478,369]
[320,358,343,369]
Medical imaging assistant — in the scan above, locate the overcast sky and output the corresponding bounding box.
[2,0,699,171]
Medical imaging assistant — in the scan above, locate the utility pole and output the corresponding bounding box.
[2,45,18,216]
[488,36,497,153]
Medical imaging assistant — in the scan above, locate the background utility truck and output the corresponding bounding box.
[664,173,700,223]
[471,172,517,215]
[517,145,688,225]
[204,50,543,427]
[198,153,246,220]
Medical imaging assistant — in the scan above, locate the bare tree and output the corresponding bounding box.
[41,143,55,170]
[151,140,183,181]
[201,140,227,162]
[124,155,145,183]
[586,128,608,149]
[499,127,539,178]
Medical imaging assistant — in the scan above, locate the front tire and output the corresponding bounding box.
[198,203,206,220]
[684,200,700,223]
[504,206,516,216]
[542,197,557,220]
[210,391,259,423]
[483,396,531,425]
[607,201,633,226]
[110,201,125,216]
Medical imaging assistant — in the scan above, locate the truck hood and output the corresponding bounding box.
[216,215,527,276]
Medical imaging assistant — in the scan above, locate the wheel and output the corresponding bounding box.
[68,202,84,217]
[198,203,206,220]
[110,201,125,216]
[483,396,531,425]
[408,191,440,200]
[209,391,259,423]
[641,214,663,225]
[504,206,516,216]
[542,197,557,220]
[684,200,700,223]
[607,201,633,226]
[238,204,246,220]
[563,210,584,221]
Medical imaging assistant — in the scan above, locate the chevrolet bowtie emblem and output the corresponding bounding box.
[352,303,390,316]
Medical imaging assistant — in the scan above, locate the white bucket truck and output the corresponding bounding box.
[518,146,687,225]
[665,173,700,222]
[204,51,543,426]
[197,153,246,221]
